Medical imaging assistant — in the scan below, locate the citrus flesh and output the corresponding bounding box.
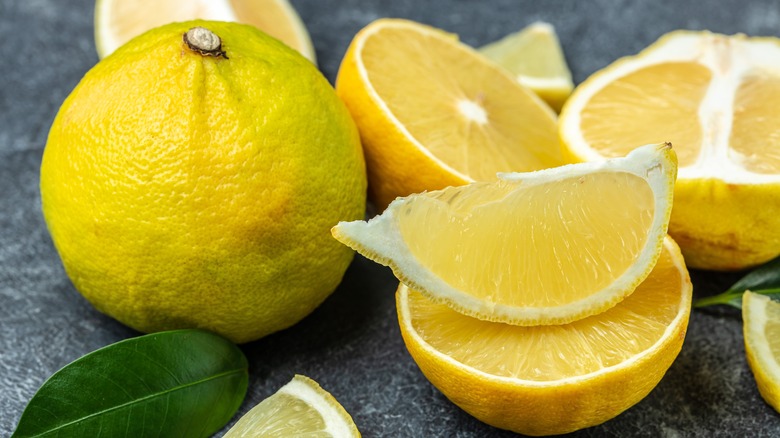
[336,18,562,210]
[94,0,316,62]
[333,143,677,326]
[743,291,780,413]
[479,21,574,112]
[41,21,366,343]
[397,237,692,436]
[223,375,361,437]
[559,30,780,270]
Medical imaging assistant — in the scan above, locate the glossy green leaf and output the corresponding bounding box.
[694,255,780,309]
[12,329,248,438]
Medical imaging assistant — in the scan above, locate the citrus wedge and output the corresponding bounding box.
[479,22,574,112]
[333,143,677,326]
[743,291,780,413]
[559,30,780,270]
[336,18,563,210]
[94,0,316,62]
[397,236,692,436]
[223,375,361,437]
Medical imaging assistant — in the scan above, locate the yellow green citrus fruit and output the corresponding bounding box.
[40,21,366,343]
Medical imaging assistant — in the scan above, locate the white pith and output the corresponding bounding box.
[561,31,780,184]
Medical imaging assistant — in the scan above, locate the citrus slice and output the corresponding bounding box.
[479,21,574,112]
[743,291,780,413]
[336,18,563,210]
[333,143,677,326]
[223,375,361,437]
[559,30,780,270]
[397,236,692,435]
[94,0,316,62]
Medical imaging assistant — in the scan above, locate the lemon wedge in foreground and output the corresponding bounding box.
[94,0,316,62]
[743,291,780,413]
[479,22,574,112]
[333,143,677,326]
[559,30,780,270]
[397,237,692,435]
[223,375,360,437]
[336,18,562,210]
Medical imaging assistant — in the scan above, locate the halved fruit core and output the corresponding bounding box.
[402,241,685,381]
[358,23,562,180]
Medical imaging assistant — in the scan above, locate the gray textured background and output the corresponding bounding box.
[2,0,780,436]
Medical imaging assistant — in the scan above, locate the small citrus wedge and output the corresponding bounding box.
[397,237,692,436]
[743,291,780,413]
[336,18,563,210]
[223,375,361,437]
[559,30,780,270]
[479,22,574,112]
[333,143,677,326]
[94,0,316,62]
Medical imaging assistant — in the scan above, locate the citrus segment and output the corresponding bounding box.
[397,237,692,436]
[333,143,677,326]
[336,18,562,210]
[94,0,316,62]
[224,375,361,437]
[559,30,780,270]
[743,291,780,413]
[479,22,574,111]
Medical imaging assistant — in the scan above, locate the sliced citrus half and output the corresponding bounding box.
[336,18,563,210]
[223,375,360,437]
[743,291,780,413]
[559,30,780,270]
[479,21,574,112]
[333,143,677,326]
[94,0,316,62]
[397,236,692,435]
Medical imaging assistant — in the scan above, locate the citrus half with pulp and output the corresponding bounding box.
[336,18,562,210]
[41,21,366,343]
[397,237,692,435]
[560,30,780,270]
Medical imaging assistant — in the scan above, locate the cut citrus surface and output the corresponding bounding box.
[223,375,361,437]
[559,30,780,270]
[397,237,692,436]
[333,143,677,326]
[94,0,316,62]
[336,18,563,210]
[743,291,780,414]
[479,21,574,112]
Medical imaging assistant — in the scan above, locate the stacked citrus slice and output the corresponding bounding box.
[224,375,361,437]
[336,19,563,210]
[479,22,574,112]
[94,0,316,62]
[559,30,780,270]
[333,144,691,434]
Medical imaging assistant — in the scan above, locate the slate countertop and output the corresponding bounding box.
[2,0,779,436]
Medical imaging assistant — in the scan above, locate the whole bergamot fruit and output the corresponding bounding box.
[40,21,366,343]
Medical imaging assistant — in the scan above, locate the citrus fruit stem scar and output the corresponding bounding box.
[184,27,228,59]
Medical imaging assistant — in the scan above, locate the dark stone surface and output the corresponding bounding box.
[2,0,780,436]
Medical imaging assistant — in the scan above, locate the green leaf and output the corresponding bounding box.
[694,255,780,309]
[12,329,248,438]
